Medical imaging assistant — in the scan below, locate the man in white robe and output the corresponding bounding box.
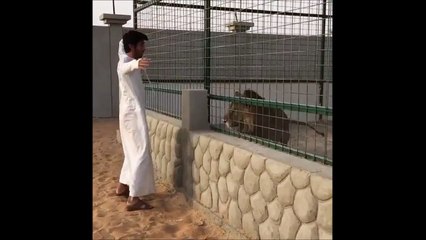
[115,30,155,211]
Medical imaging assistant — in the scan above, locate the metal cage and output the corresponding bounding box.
[134,0,333,165]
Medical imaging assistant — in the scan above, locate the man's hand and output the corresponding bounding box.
[138,58,151,70]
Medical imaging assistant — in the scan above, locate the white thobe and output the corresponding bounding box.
[116,40,155,197]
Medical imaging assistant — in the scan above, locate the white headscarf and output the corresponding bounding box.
[118,39,130,62]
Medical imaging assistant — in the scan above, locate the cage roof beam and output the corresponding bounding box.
[135,0,332,19]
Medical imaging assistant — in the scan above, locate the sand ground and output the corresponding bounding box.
[93,118,226,239]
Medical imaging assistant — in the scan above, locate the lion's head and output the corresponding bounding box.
[223,91,251,132]
[223,89,290,145]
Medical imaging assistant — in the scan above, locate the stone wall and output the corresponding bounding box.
[146,115,183,187]
[141,111,332,239]
[186,134,332,240]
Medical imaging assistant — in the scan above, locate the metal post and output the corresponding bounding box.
[318,0,327,121]
[112,0,116,14]
[204,0,211,123]
[133,0,137,29]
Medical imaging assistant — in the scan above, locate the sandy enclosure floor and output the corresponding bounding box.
[215,120,332,160]
[93,118,227,239]
[288,121,333,160]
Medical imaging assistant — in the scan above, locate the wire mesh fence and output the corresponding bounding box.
[134,0,333,165]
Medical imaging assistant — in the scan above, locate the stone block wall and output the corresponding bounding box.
[146,115,183,187]
[142,112,332,239]
[187,134,332,240]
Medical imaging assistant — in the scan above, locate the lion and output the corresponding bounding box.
[223,89,325,146]
[223,89,291,145]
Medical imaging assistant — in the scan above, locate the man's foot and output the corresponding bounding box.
[126,197,154,211]
[115,183,129,197]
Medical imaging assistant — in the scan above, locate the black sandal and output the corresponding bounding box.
[126,199,154,211]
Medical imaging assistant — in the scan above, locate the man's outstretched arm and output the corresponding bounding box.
[118,58,151,75]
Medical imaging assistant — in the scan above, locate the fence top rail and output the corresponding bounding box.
[209,94,332,116]
[144,86,332,115]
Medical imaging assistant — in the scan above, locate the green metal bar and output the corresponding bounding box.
[133,0,138,29]
[318,0,328,120]
[141,79,332,84]
[209,94,332,116]
[204,0,211,123]
[146,106,181,119]
[145,86,182,95]
[134,0,162,13]
[144,86,181,119]
[210,125,332,165]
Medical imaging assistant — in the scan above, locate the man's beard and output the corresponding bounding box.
[135,53,144,59]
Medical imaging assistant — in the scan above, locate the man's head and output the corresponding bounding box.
[123,30,149,59]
